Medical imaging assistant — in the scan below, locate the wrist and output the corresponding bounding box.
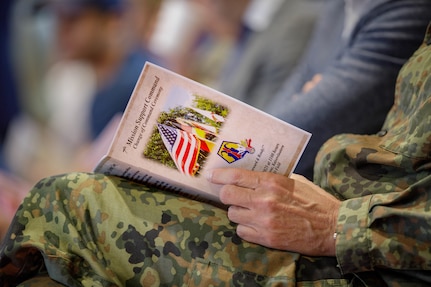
[325,201,340,256]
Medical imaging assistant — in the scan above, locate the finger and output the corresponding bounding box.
[206,168,260,189]
[290,173,308,182]
[235,224,260,245]
[219,184,255,208]
[301,80,315,93]
[312,73,323,84]
[226,205,251,224]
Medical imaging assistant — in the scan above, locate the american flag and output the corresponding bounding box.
[176,117,218,136]
[157,124,201,175]
[172,120,215,153]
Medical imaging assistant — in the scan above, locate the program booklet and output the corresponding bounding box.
[94,62,311,205]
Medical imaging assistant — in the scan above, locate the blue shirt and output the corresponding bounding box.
[265,0,431,179]
[90,49,162,139]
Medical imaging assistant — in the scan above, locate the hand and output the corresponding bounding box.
[207,168,341,256]
[302,74,322,93]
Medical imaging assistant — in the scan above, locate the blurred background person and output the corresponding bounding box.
[0,0,165,240]
[262,0,431,180]
[0,0,20,169]
[158,0,323,94]
[4,0,164,182]
[167,0,251,88]
[0,0,29,241]
[218,0,324,110]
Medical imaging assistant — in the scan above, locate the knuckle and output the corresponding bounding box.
[230,170,244,185]
[259,196,280,211]
[262,175,286,191]
[236,225,246,237]
[227,206,238,221]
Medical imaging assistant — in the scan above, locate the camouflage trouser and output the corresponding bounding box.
[0,172,351,286]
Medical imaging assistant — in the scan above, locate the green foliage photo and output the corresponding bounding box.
[143,94,229,174]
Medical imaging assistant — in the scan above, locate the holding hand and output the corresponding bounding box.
[207,168,341,256]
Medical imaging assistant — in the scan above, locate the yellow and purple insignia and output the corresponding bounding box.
[217,139,255,163]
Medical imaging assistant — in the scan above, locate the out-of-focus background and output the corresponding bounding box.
[1,0,315,239]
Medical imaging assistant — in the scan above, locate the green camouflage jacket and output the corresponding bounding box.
[314,23,431,285]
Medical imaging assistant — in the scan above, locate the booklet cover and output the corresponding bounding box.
[94,62,311,204]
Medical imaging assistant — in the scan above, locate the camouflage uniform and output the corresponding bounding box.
[1,25,431,287]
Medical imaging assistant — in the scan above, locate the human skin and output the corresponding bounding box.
[207,168,341,257]
[301,73,322,93]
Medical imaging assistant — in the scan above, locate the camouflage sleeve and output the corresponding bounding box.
[335,174,431,275]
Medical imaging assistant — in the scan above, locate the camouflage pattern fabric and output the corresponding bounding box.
[0,172,351,287]
[314,24,431,285]
[1,23,431,287]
